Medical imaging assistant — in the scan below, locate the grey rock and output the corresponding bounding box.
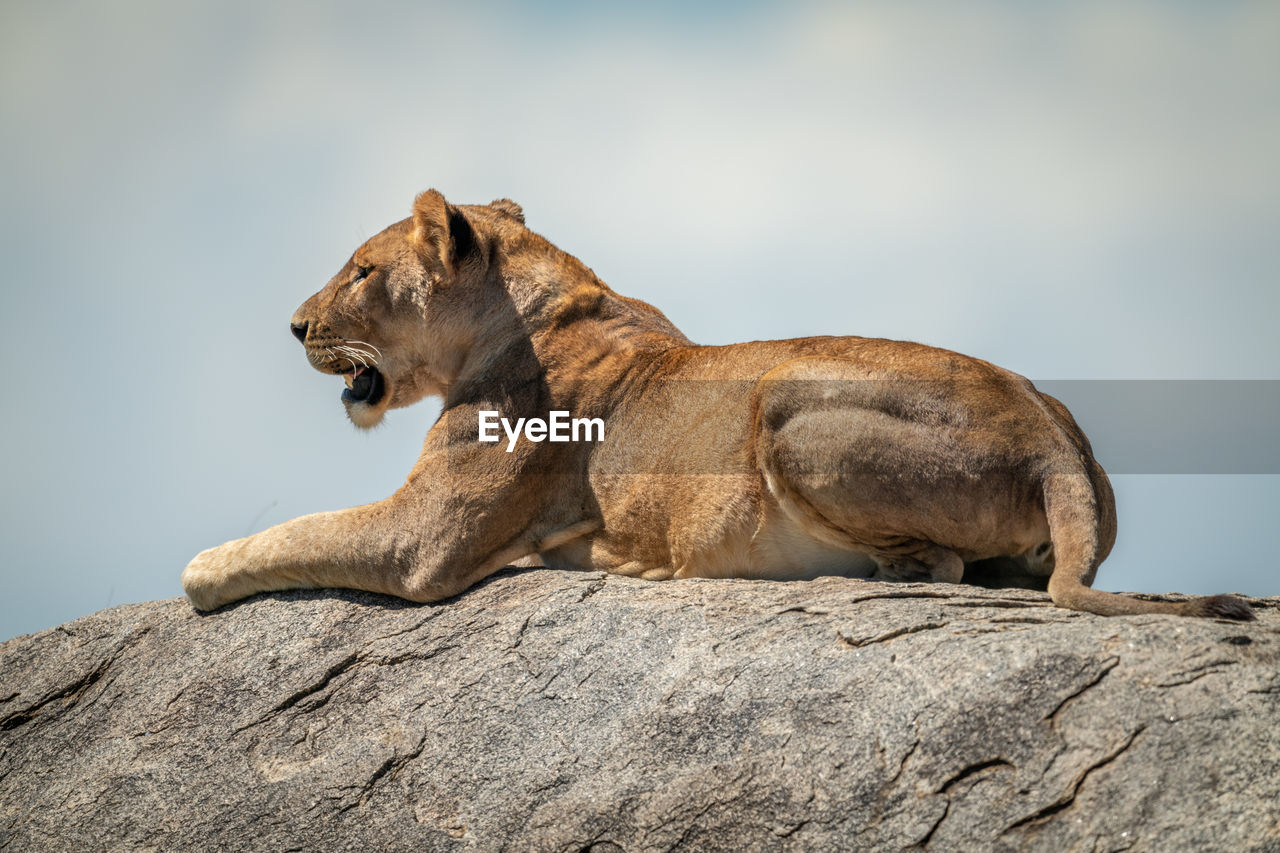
[1,570,1277,852]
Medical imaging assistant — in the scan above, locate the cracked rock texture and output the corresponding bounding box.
[2,570,1278,852]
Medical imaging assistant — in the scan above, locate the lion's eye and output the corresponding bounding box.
[354,265,373,282]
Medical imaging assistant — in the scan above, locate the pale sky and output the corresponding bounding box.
[2,0,1277,640]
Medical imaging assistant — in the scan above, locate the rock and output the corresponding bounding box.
[1,569,1277,851]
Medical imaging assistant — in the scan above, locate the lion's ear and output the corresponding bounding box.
[489,198,525,224]
[412,189,476,277]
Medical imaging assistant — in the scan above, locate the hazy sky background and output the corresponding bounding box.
[2,0,1277,641]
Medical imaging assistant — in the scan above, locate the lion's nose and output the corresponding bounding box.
[290,321,308,343]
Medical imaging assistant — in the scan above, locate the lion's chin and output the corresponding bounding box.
[343,398,388,430]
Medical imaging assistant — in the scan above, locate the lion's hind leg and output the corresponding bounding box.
[751,353,962,506]
[753,354,970,586]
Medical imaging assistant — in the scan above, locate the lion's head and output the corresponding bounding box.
[290,190,528,428]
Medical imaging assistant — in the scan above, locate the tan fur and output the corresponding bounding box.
[182,191,1254,621]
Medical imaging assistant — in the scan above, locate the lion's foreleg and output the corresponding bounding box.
[181,503,422,611]
[182,498,600,612]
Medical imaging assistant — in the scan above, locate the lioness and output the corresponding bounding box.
[182,190,1254,620]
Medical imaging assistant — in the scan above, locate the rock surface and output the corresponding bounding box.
[1,569,1278,852]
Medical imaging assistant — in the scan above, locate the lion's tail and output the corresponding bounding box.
[1043,470,1255,620]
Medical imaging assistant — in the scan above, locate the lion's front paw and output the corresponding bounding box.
[182,545,240,612]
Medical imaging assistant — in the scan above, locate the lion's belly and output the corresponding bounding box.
[680,510,880,581]
[544,472,880,582]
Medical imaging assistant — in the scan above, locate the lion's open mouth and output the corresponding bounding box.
[342,366,386,406]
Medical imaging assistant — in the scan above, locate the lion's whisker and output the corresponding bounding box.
[346,340,382,361]
[335,346,370,368]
